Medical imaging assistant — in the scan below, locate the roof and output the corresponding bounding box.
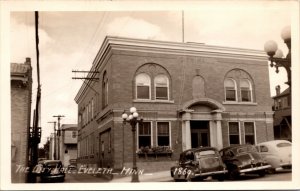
[273,87,290,99]
[61,124,77,130]
[74,36,268,103]
[11,63,31,74]
[220,144,253,151]
[257,140,291,146]
[182,147,218,153]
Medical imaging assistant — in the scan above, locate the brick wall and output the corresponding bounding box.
[11,86,30,183]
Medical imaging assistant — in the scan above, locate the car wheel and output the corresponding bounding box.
[267,168,275,174]
[215,175,225,181]
[228,167,239,180]
[258,170,265,177]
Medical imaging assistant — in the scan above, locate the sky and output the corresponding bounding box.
[7,1,297,147]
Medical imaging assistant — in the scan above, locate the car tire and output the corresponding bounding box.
[215,175,225,181]
[267,168,275,174]
[228,167,239,180]
[258,170,266,177]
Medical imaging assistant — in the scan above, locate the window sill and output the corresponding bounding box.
[133,99,175,104]
[223,101,258,105]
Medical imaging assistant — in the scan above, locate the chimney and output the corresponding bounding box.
[25,57,31,65]
[275,85,281,96]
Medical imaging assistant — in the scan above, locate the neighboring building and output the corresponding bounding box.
[57,124,78,167]
[74,36,274,172]
[11,58,32,183]
[272,85,291,141]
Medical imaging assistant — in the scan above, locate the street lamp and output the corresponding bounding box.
[121,107,143,182]
[264,26,291,87]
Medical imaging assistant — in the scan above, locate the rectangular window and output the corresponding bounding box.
[157,122,170,146]
[156,87,168,100]
[108,130,111,152]
[244,122,255,144]
[226,88,236,101]
[72,131,77,138]
[241,88,251,102]
[91,99,94,119]
[229,122,240,145]
[138,122,151,148]
[137,86,150,99]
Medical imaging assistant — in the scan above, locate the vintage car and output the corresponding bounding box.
[170,147,227,181]
[35,160,65,182]
[256,140,292,173]
[220,144,271,179]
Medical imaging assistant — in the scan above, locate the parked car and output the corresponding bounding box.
[220,144,271,179]
[256,140,292,173]
[170,147,227,181]
[35,160,65,182]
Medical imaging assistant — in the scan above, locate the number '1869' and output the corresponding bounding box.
[174,167,192,176]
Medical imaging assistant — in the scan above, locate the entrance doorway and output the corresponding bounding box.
[190,121,210,148]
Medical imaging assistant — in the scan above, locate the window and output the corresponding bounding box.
[224,79,237,101]
[91,98,94,119]
[138,122,151,148]
[72,131,77,138]
[244,122,255,144]
[157,122,170,146]
[108,130,111,152]
[229,122,240,145]
[136,73,151,99]
[154,75,169,100]
[259,145,268,152]
[102,72,108,108]
[240,79,252,102]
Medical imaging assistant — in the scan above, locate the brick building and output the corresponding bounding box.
[272,85,291,141]
[11,58,32,183]
[74,37,274,172]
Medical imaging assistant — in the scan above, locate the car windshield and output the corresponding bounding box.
[277,142,291,148]
[236,145,257,154]
[46,162,62,168]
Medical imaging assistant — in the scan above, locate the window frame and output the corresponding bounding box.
[224,78,238,102]
[154,75,169,100]
[156,121,171,147]
[243,121,256,145]
[240,79,253,102]
[135,73,151,100]
[137,121,153,149]
[228,121,241,145]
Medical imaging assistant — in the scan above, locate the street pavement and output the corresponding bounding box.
[41,170,291,183]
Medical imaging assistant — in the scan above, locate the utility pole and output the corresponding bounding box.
[48,121,57,160]
[53,115,65,160]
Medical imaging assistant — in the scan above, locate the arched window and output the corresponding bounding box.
[240,79,252,102]
[224,78,237,101]
[136,73,151,99]
[154,75,169,100]
[102,71,108,108]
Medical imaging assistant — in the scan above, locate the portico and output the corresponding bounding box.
[181,98,225,151]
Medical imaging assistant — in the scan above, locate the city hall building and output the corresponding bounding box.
[74,36,274,172]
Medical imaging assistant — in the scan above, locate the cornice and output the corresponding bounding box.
[74,36,268,103]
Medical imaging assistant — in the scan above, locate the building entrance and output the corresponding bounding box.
[190,121,210,148]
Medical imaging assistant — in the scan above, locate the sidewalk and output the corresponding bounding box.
[109,170,172,182]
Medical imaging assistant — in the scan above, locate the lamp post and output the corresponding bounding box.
[264,26,292,140]
[121,107,143,183]
[264,26,291,87]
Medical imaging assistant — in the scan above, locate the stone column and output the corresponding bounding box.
[212,110,223,150]
[216,120,223,150]
[182,110,193,151]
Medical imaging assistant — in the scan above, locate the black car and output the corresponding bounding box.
[170,147,227,181]
[220,144,271,179]
[35,160,65,182]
